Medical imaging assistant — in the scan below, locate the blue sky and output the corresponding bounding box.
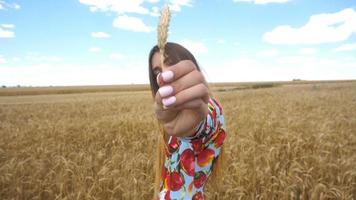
[0,0,355,86]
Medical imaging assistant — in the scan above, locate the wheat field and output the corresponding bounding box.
[0,81,355,199]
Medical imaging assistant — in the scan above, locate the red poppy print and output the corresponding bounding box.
[165,171,184,191]
[197,148,215,167]
[159,98,226,199]
[168,136,180,152]
[161,166,167,181]
[191,139,203,153]
[164,191,170,200]
[192,191,204,200]
[214,129,226,148]
[179,149,195,176]
[188,181,193,194]
[194,171,207,188]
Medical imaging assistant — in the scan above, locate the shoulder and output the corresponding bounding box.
[208,97,223,116]
[207,97,224,128]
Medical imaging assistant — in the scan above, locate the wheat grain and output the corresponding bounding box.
[157,5,171,70]
[0,81,355,199]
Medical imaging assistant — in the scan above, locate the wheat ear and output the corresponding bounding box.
[157,5,171,70]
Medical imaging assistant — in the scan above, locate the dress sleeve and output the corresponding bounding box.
[181,97,225,145]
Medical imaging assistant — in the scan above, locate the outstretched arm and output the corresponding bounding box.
[154,60,209,137]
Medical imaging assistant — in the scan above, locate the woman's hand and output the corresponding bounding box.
[154,60,209,137]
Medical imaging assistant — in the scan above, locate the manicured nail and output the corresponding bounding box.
[162,96,176,107]
[158,85,173,98]
[156,73,162,85]
[161,71,174,82]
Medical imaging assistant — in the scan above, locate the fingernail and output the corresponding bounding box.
[158,86,173,98]
[162,96,176,107]
[156,73,162,85]
[161,71,174,82]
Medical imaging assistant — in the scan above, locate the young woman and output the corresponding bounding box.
[148,42,226,200]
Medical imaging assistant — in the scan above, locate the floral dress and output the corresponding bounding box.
[158,97,226,200]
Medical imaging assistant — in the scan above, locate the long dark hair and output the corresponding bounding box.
[148,42,204,197]
[148,42,201,97]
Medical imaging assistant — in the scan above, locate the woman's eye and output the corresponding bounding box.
[154,69,161,77]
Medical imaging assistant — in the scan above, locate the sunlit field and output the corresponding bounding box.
[0,81,355,199]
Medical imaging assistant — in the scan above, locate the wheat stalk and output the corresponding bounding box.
[157,5,171,70]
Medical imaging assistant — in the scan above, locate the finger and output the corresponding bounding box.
[173,98,206,110]
[155,90,163,106]
[157,60,196,85]
[154,102,178,123]
[158,70,207,99]
[155,92,180,122]
[162,83,209,108]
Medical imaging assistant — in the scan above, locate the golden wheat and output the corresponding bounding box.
[157,5,171,70]
[0,81,355,199]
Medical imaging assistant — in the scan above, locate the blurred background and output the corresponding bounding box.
[0,0,355,86]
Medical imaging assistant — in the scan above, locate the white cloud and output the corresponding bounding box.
[2,55,355,86]
[89,47,101,52]
[180,39,208,55]
[169,0,192,12]
[89,6,98,12]
[0,54,60,66]
[79,0,191,15]
[1,24,14,28]
[146,0,160,3]
[25,53,62,62]
[0,55,6,64]
[217,39,226,44]
[113,15,153,32]
[13,3,20,9]
[233,0,291,4]
[203,54,356,83]
[263,8,356,45]
[334,43,356,52]
[79,0,150,15]
[150,6,160,16]
[109,53,124,60]
[0,27,15,38]
[0,1,20,10]
[257,49,279,57]
[31,56,61,62]
[91,32,111,38]
[12,57,21,62]
[0,62,149,86]
[79,1,192,33]
[204,58,272,82]
[277,56,310,65]
[299,48,318,55]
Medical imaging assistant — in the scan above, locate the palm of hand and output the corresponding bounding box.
[159,102,208,137]
[151,58,209,137]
